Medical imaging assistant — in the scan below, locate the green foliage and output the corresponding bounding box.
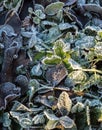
[0,1,102,130]
[45,2,64,16]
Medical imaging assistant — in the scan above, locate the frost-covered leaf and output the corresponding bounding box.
[59,23,72,31]
[28,34,37,48]
[56,9,63,21]
[90,100,102,107]
[45,2,64,16]
[94,42,102,56]
[45,64,68,86]
[4,0,23,10]
[71,102,85,113]
[69,70,88,84]
[10,111,29,121]
[29,79,40,89]
[46,26,61,43]
[41,21,57,27]
[3,112,11,127]
[34,4,44,11]
[68,58,82,69]
[53,39,66,58]
[59,23,77,31]
[19,118,32,128]
[11,101,31,112]
[83,74,102,90]
[33,17,40,24]
[43,55,61,65]
[57,91,72,115]
[44,110,59,121]
[28,79,40,101]
[32,114,45,125]
[84,26,98,36]
[34,9,46,19]
[59,116,75,128]
[75,36,95,49]
[45,120,58,130]
[21,31,33,38]
[31,64,42,76]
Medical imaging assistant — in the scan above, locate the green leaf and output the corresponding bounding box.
[33,17,40,24]
[34,9,46,19]
[59,116,75,128]
[43,55,61,65]
[45,2,64,16]
[53,39,66,58]
[98,30,102,39]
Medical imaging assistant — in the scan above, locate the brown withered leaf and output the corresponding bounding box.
[14,49,30,67]
[0,82,21,110]
[0,42,20,83]
[45,64,68,87]
[5,10,22,34]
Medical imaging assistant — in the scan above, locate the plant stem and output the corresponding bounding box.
[78,68,102,74]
